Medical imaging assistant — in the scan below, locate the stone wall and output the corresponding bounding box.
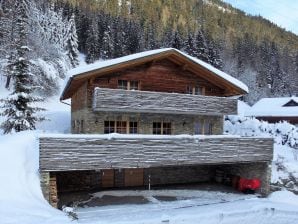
[217,162,271,195]
[71,108,223,135]
[56,171,101,193]
[144,166,214,186]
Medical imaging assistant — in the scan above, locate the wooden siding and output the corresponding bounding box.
[91,60,225,96]
[93,88,237,116]
[62,50,247,100]
[39,136,273,172]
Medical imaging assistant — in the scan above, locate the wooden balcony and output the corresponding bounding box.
[92,88,237,115]
[39,134,273,171]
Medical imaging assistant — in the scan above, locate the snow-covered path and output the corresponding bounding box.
[76,195,298,224]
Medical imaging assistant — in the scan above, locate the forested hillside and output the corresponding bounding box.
[51,0,298,104]
[1,0,298,105]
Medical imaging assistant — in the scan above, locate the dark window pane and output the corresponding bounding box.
[186,86,192,94]
[204,121,213,135]
[163,122,171,135]
[129,122,138,134]
[194,122,202,134]
[118,80,128,90]
[116,121,127,134]
[153,122,162,135]
[104,121,115,134]
[130,81,139,90]
[194,87,202,95]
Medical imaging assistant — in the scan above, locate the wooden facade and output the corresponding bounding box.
[39,135,273,172]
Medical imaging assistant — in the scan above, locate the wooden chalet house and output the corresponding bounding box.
[39,48,273,208]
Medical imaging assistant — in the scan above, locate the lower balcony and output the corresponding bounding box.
[39,134,273,172]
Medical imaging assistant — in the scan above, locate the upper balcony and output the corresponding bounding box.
[92,88,237,116]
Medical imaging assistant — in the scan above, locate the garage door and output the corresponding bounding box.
[124,168,144,187]
[101,169,114,188]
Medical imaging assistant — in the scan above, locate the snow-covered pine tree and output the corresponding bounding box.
[101,25,114,59]
[194,30,209,62]
[85,19,100,64]
[183,33,196,57]
[206,38,223,69]
[64,13,79,67]
[170,31,183,50]
[1,0,44,134]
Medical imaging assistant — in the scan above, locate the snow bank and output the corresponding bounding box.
[225,115,298,192]
[269,190,298,206]
[225,116,298,148]
[0,132,70,224]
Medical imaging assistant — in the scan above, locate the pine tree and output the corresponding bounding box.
[85,19,100,64]
[170,31,183,50]
[194,30,209,62]
[206,38,223,69]
[64,13,79,67]
[183,33,196,56]
[1,0,44,134]
[101,24,114,59]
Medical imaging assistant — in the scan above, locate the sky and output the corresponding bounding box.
[222,0,298,35]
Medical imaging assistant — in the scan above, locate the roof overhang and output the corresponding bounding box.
[60,48,248,100]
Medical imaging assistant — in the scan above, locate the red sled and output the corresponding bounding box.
[238,178,261,193]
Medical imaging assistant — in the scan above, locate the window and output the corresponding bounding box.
[130,81,139,90]
[153,122,162,135]
[104,121,115,134]
[116,121,127,134]
[186,86,193,95]
[129,122,138,134]
[153,122,171,135]
[204,120,213,135]
[118,80,128,90]
[163,122,171,135]
[80,120,84,133]
[194,122,202,135]
[194,87,202,95]
[118,80,139,90]
[186,86,203,95]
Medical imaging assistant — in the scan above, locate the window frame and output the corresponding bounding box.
[153,122,172,135]
[116,121,127,134]
[118,80,128,90]
[104,121,115,134]
[129,121,138,134]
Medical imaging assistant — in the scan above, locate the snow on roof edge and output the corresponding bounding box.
[245,97,298,117]
[39,133,272,140]
[67,48,248,94]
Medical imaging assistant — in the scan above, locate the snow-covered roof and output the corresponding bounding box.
[237,100,251,116]
[61,48,248,100]
[245,97,298,117]
[67,48,248,93]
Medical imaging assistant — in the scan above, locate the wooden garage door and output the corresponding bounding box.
[124,168,144,187]
[101,169,114,188]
